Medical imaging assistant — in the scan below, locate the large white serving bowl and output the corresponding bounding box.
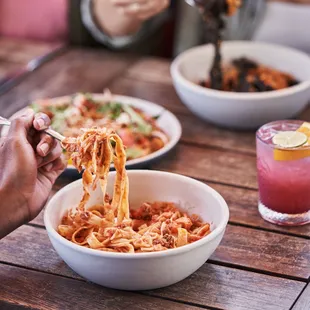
[171,41,310,129]
[44,170,229,290]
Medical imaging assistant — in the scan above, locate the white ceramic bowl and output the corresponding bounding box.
[171,41,310,129]
[44,170,229,290]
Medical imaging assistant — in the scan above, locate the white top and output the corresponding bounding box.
[253,2,310,54]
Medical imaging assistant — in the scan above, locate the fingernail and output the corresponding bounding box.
[40,143,49,156]
[36,118,45,129]
[44,163,53,172]
[35,113,50,130]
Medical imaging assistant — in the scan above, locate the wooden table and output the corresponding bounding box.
[0,43,310,310]
[0,38,59,80]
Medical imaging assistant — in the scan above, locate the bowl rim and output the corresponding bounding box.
[171,40,310,100]
[44,170,229,259]
[0,94,182,170]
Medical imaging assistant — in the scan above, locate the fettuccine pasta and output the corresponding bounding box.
[58,127,211,253]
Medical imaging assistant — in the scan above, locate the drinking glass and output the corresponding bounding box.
[256,120,310,226]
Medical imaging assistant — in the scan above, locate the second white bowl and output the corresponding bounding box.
[171,41,310,129]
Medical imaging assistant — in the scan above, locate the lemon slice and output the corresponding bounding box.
[272,131,308,148]
[297,122,310,142]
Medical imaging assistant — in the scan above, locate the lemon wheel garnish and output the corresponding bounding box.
[297,122,310,142]
[272,131,308,148]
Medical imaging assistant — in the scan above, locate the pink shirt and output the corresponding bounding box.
[0,0,68,42]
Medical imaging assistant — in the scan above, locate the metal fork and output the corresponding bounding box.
[0,116,65,142]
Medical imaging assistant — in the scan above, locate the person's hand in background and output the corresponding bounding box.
[92,0,170,37]
[0,110,65,239]
[112,0,170,20]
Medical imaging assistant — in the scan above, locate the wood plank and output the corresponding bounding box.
[125,58,172,85]
[178,113,256,155]
[293,285,310,310]
[0,38,58,64]
[210,183,310,238]
[0,61,22,80]
[153,144,258,189]
[0,265,193,310]
[149,264,305,310]
[1,225,80,280]
[2,223,310,281]
[0,49,136,118]
[211,225,310,279]
[108,76,190,115]
[1,226,305,310]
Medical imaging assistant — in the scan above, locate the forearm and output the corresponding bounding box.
[92,0,143,37]
[0,183,28,239]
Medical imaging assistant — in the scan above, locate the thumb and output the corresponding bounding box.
[8,109,35,142]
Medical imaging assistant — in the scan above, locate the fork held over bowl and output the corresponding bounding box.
[0,115,65,142]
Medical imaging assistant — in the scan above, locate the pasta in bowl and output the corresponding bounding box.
[44,128,229,290]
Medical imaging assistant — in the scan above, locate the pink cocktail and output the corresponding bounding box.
[256,120,310,226]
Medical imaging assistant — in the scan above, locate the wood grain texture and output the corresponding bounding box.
[210,183,310,237]
[2,222,309,280]
[153,144,258,189]
[108,76,190,115]
[0,38,57,64]
[0,265,194,310]
[126,58,172,85]
[0,61,22,80]
[0,49,136,118]
[211,225,310,279]
[0,225,305,310]
[293,285,310,310]
[149,264,305,310]
[178,114,256,155]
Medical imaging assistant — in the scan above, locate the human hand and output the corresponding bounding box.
[0,110,65,238]
[111,0,170,20]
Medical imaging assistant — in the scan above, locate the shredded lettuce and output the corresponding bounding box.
[122,105,152,135]
[30,102,41,113]
[51,112,66,133]
[97,102,123,119]
[126,147,145,159]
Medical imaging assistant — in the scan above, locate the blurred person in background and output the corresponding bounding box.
[174,0,310,55]
[0,0,172,54]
